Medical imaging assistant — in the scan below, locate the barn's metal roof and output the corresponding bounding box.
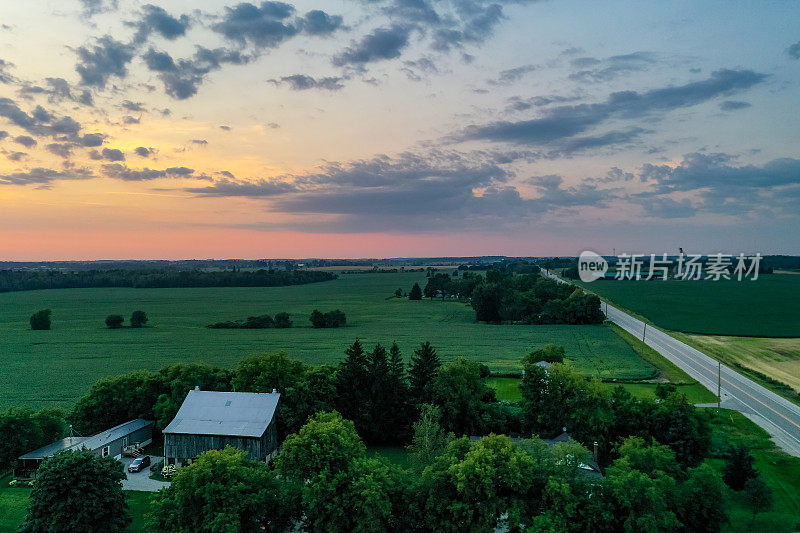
[162,390,280,438]
[18,419,152,460]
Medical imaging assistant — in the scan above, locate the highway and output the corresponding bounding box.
[543,269,800,457]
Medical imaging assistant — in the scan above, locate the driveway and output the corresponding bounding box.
[120,456,170,492]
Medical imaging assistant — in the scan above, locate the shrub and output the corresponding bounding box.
[105,314,124,329]
[30,309,51,330]
[274,312,292,328]
[130,310,148,328]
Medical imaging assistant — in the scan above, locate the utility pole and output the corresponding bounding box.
[717,361,722,413]
[642,323,647,342]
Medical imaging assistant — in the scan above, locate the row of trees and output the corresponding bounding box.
[309,309,346,328]
[208,313,292,329]
[0,268,337,293]
[105,310,148,329]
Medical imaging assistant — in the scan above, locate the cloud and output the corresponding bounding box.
[787,41,800,59]
[4,150,26,161]
[123,116,140,124]
[0,59,14,83]
[432,1,504,51]
[0,130,6,140]
[487,64,537,86]
[719,100,750,111]
[46,143,73,159]
[568,52,657,83]
[75,36,135,88]
[101,163,204,181]
[78,133,106,147]
[102,148,125,161]
[0,167,93,186]
[186,178,296,197]
[0,97,84,138]
[300,10,344,35]
[121,100,145,111]
[143,46,251,99]
[131,4,191,43]
[78,0,118,16]
[219,125,231,131]
[211,2,299,48]
[268,74,344,91]
[333,25,412,66]
[13,135,36,148]
[134,146,153,157]
[461,69,766,147]
[191,139,208,145]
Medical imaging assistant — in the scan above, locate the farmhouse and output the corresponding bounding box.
[162,389,280,465]
[15,419,153,479]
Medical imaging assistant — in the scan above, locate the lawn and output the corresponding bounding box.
[0,271,654,409]
[706,410,800,532]
[0,477,152,533]
[574,274,800,337]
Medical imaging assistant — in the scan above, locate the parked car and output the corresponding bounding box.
[128,456,151,473]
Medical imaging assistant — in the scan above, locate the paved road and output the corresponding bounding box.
[543,269,800,457]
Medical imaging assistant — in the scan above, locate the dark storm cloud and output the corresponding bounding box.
[75,36,135,88]
[333,25,412,66]
[13,135,36,148]
[211,2,299,48]
[0,167,93,186]
[300,10,344,35]
[143,46,251,100]
[487,64,537,86]
[46,143,73,159]
[102,163,204,181]
[268,74,344,91]
[787,41,800,59]
[131,4,191,43]
[462,69,766,146]
[568,52,657,83]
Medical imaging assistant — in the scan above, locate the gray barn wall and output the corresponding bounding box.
[165,421,277,462]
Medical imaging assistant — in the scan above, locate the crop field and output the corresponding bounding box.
[574,274,800,337]
[0,272,654,409]
[681,335,800,393]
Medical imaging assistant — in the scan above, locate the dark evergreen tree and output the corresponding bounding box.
[364,344,393,443]
[408,342,441,407]
[409,282,422,300]
[723,445,758,490]
[335,339,370,432]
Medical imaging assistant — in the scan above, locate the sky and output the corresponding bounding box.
[0,0,798,260]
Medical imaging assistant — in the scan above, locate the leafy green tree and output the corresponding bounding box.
[281,365,337,435]
[722,445,758,490]
[29,309,51,330]
[524,344,565,364]
[743,476,772,525]
[20,449,129,533]
[408,341,441,407]
[105,314,124,328]
[335,339,370,432]
[324,309,346,327]
[273,312,292,328]
[409,282,422,300]
[310,309,326,328]
[148,447,298,533]
[471,282,503,322]
[394,288,403,297]
[431,357,494,435]
[407,404,450,470]
[0,407,66,473]
[677,463,728,533]
[152,363,232,430]
[130,310,148,328]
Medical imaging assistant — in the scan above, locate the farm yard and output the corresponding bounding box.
[0,271,654,409]
[573,274,800,337]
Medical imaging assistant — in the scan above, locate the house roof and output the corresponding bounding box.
[162,390,280,438]
[19,419,152,460]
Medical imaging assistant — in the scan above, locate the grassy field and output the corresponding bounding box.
[574,274,800,337]
[0,477,152,533]
[0,272,654,409]
[680,335,800,394]
[707,410,800,532]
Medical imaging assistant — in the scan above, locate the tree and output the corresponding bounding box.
[409,282,423,300]
[130,310,148,328]
[677,463,728,533]
[310,309,326,328]
[385,342,411,441]
[324,309,346,328]
[407,404,449,470]
[148,447,297,533]
[432,357,494,435]
[394,288,403,297]
[20,449,129,533]
[364,343,393,443]
[722,445,758,490]
[335,340,370,433]
[274,312,292,328]
[105,314,124,328]
[743,476,772,524]
[0,407,66,473]
[29,309,51,330]
[524,344,565,364]
[471,282,502,322]
[408,341,441,407]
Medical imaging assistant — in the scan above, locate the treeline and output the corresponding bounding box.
[411,270,604,325]
[209,313,292,329]
[0,268,337,293]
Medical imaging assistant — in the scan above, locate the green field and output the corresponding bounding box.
[0,272,654,409]
[575,274,800,337]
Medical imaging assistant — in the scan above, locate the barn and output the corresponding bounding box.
[15,419,153,479]
[162,389,280,466]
